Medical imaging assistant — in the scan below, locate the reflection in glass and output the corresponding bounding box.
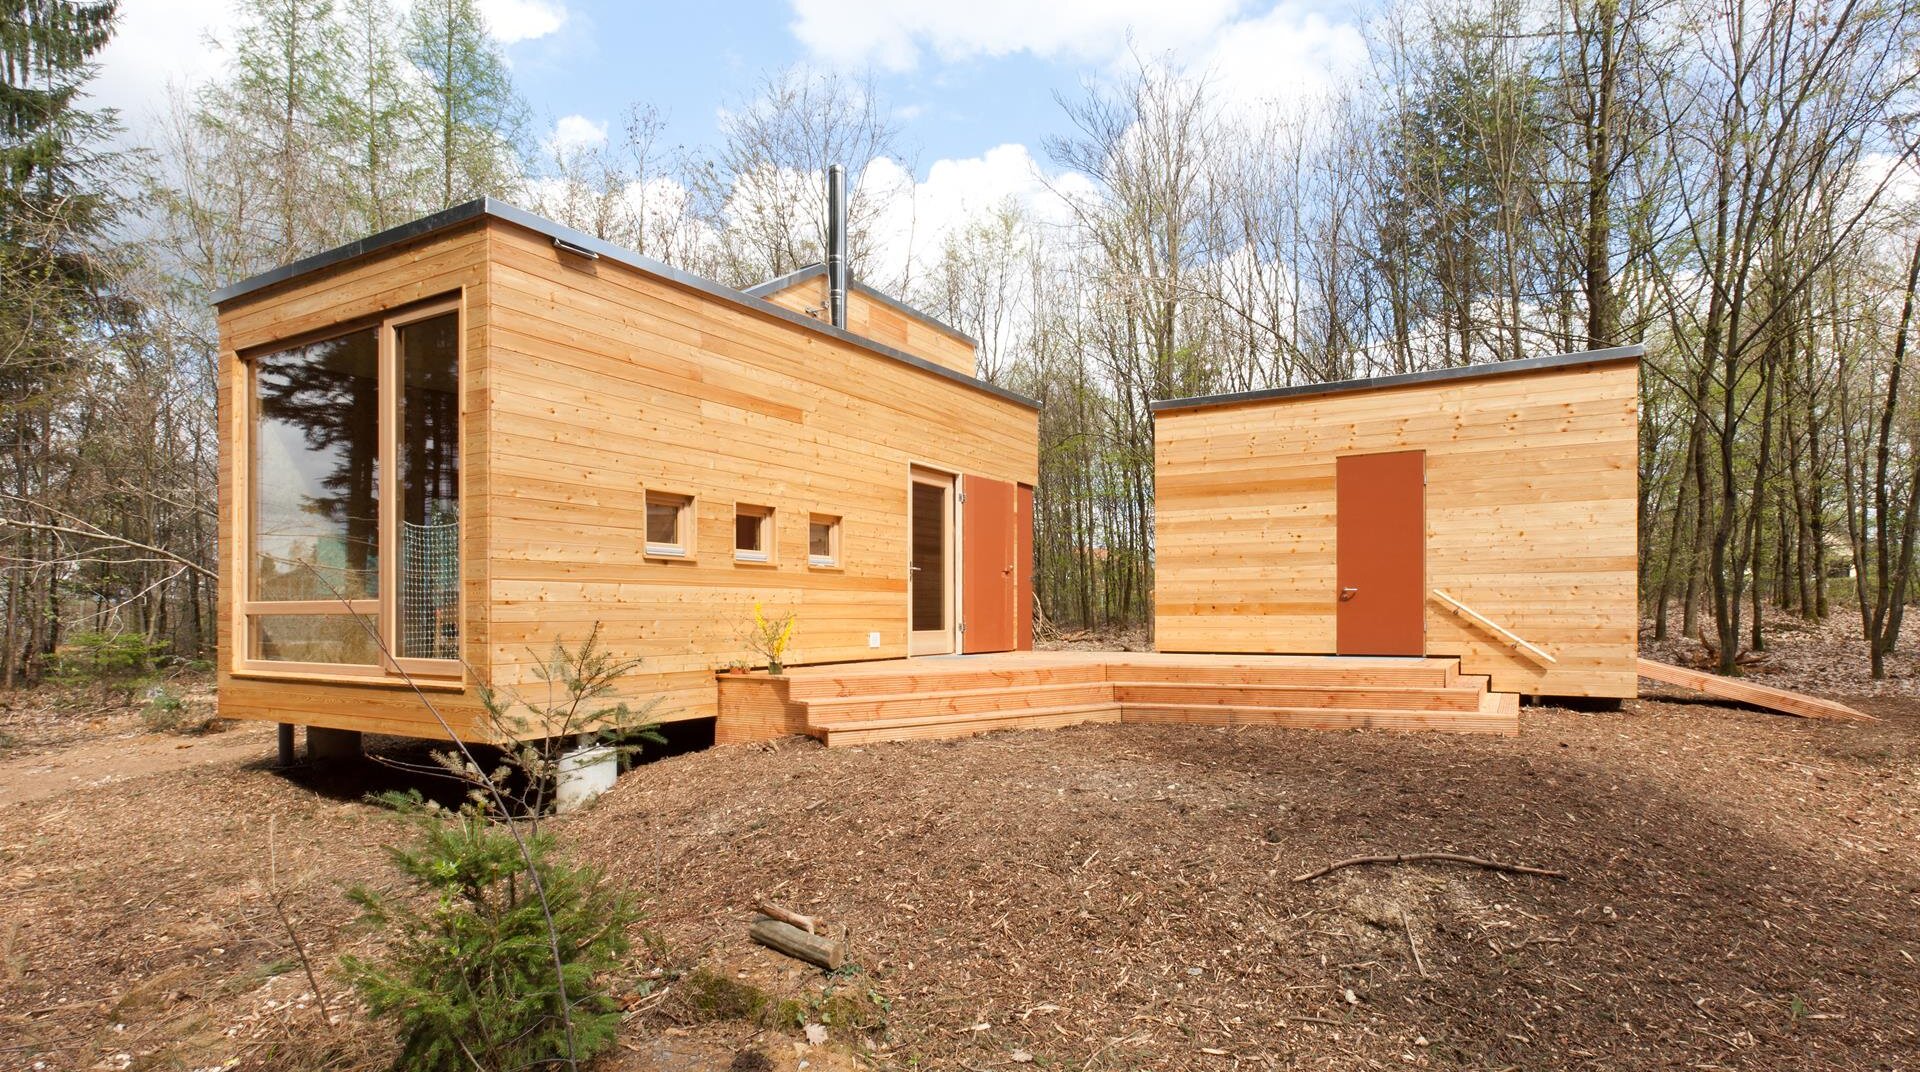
[252,328,380,601]
[647,496,684,548]
[398,313,461,660]
[252,614,380,665]
[809,519,836,562]
[911,483,945,630]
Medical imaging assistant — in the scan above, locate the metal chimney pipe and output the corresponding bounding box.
[826,164,848,329]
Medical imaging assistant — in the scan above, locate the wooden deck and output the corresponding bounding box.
[715,651,1519,746]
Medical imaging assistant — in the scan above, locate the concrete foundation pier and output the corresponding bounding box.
[307,726,364,763]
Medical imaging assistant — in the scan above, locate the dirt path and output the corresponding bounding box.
[0,720,273,807]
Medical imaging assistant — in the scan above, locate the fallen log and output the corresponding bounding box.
[1636,657,1874,722]
[1293,852,1568,884]
[755,900,819,935]
[750,916,847,970]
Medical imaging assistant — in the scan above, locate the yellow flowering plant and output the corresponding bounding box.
[746,600,798,675]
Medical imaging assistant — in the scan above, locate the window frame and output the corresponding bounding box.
[236,296,464,683]
[733,503,775,564]
[807,513,842,569]
[644,490,696,560]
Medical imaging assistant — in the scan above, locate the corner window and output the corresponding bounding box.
[245,300,460,676]
[646,491,693,557]
[808,515,841,567]
[734,504,773,563]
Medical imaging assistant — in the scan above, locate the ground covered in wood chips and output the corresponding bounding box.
[1,677,1917,1070]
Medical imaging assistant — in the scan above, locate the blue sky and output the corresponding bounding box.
[89,0,1373,282]
[501,1,1079,168]
[91,0,1373,179]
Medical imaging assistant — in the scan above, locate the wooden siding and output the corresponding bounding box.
[215,225,495,740]
[757,274,977,376]
[481,219,1036,728]
[1152,358,1638,698]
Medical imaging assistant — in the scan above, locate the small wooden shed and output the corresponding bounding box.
[1151,347,1642,699]
[213,199,1039,742]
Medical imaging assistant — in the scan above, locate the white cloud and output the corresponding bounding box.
[84,0,242,139]
[787,0,1248,71]
[1201,3,1367,114]
[477,0,569,44]
[546,113,609,154]
[861,143,1097,285]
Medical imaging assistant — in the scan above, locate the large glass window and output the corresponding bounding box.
[252,328,381,603]
[244,301,461,676]
[398,314,461,660]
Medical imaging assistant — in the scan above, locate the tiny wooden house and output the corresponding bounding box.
[213,199,1039,742]
[1151,347,1641,699]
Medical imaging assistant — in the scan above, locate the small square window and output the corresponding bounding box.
[808,515,841,567]
[645,491,693,557]
[734,504,773,563]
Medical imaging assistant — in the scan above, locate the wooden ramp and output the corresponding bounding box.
[717,651,1519,747]
[1636,657,1874,722]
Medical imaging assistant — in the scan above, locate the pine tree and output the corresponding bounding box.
[1,0,124,682]
[332,0,427,231]
[197,0,346,262]
[404,0,525,208]
[1,0,121,379]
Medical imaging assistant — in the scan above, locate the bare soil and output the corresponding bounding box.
[1,667,1917,1070]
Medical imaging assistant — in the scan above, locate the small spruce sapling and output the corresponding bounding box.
[343,807,636,1071]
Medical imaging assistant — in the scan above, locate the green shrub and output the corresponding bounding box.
[343,808,636,1071]
[51,631,169,694]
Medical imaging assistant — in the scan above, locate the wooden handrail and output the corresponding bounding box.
[1429,589,1557,666]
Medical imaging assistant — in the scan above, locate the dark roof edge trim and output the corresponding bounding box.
[208,199,489,305]
[743,262,982,348]
[1148,345,1645,414]
[210,199,1036,411]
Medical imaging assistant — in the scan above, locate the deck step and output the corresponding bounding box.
[1101,660,1457,689]
[801,681,1114,721]
[814,703,1121,748]
[1108,682,1486,711]
[785,663,1109,700]
[1119,702,1517,735]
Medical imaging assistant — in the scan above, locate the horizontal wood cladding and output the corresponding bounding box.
[214,222,496,741]
[758,273,977,377]
[483,219,1036,728]
[1153,359,1638,698]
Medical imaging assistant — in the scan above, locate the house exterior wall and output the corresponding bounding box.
[215,223,496,739]
[215,211,1036,744]
[758,274,977,377]
[481,219,1036,727]
[1152,356,1639,698]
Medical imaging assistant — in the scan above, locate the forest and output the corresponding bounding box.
[3,0,1919,684]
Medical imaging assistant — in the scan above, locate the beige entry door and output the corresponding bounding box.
[909,469,956,655]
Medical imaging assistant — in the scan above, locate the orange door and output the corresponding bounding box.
[1335,451,1425,656]
[961,474,1018,653]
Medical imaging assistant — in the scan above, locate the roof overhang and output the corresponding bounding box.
[211,199,1036,411]
[1148,345,1644,415]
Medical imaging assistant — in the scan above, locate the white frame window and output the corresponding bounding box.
[808,514,841,568]
[734,503,774,563]
[645,490,695,558]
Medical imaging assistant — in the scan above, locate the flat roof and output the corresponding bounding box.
[745,263,980,348]
[210,198,1039,411]
[1148,345,1644,415]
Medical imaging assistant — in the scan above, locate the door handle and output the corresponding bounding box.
[1340,586,1359,601]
